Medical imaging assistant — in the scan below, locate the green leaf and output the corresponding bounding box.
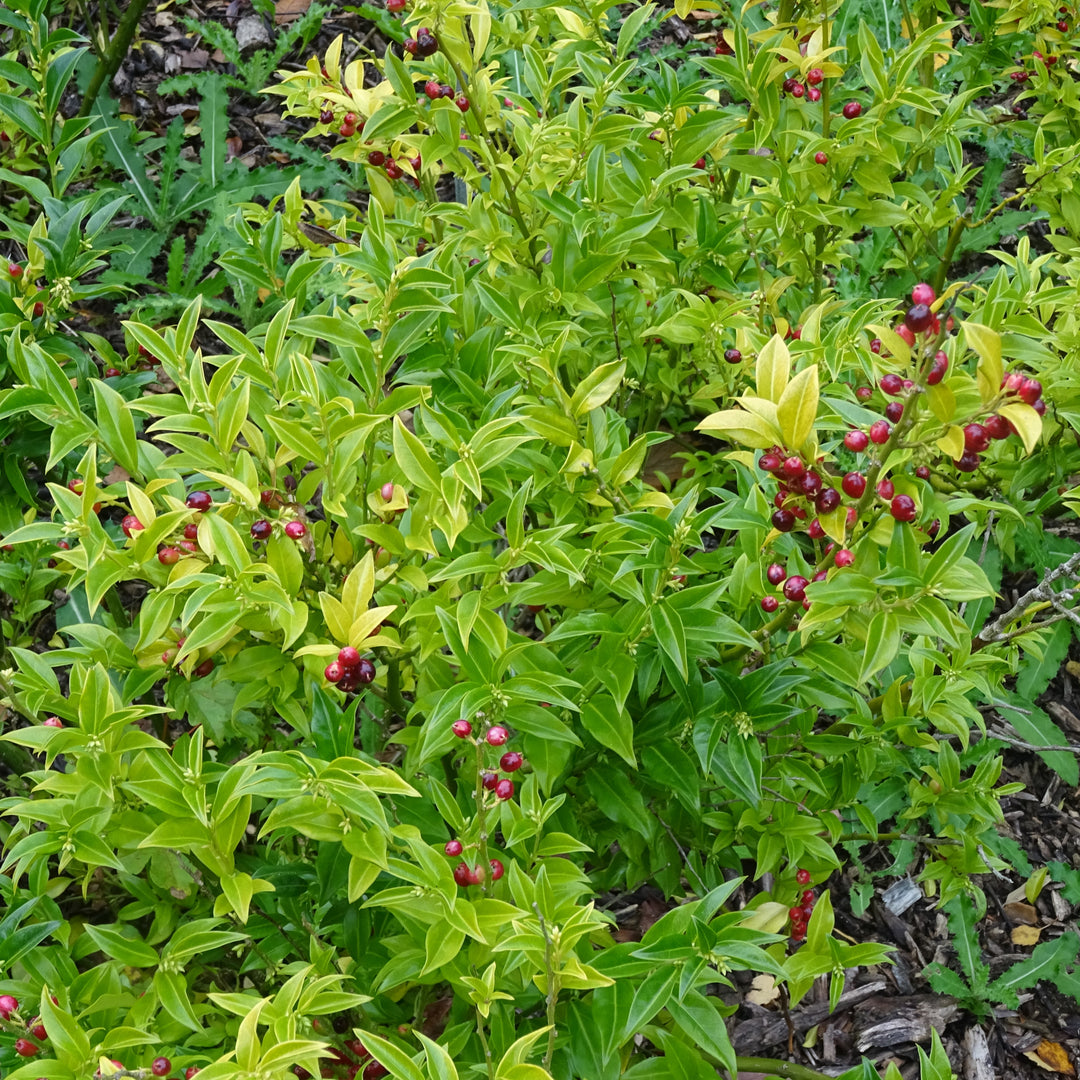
[666,990,737,1078]
[570,359,625,417]
[776,363,819,451]
[392,416,443,493]
[81,923,159,967]
[581,695,636,766]
[860,611,900,682]
[92,380,140,476]
[585,770,653,838]
[354,1030,426,1080]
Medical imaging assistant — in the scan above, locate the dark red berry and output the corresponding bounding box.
[816,488,841,514]
[152,1058,172,1077]
[834,548,854,567]
[482,771,498,790]
[807,68,824,85]
[772,508,796,532]
[452,719,472,738]
[455,95,469,111]
[1018,377,1042,405]
[758,452,783,473]
[782,456,805,479]
[33,300,44,317]
[890,494,917,522]
[453,863,470,886]
[766,563,786,585]
[783,576,808,602]
[186,490,212,511]
[338,646,361,668]
[842,472,866,499]
[158,547,180,566]
[954,451,980,473]
[915,465,931,480]
[355,658,376,684]
[880,373,903,395]
[251,519,272,540]
[798,470,823,497]
[1033,398,1047,416]
[789,906,805,922]
[790,83,805,98]
[486,725,509,746]
[320,108,334,124]
[814,151,828,164]
[963,423,990,453]
[876,479,894,500]
[385,159,404,180]
[445,839,463,857]
[869,339,882,355]
[363,1062,388,1079]
[842,101,862,119]
[367,150,386,167]
[795,868,811,885]
[14,1039,38,1057]
[500,751,523,772]
[121,514,143,537]
[325,662,344,683]
[185,1069,200,1079]
[844,429,869,452]
[984,414,1010,439]
[884,402,904,423]
[761,595,779,613]
[807,518,825,540]
[724,348,742,364]
[904,304,933,333]
[494,778,514,800]
[869,420,891,444]
[489,858,504,881]
[416,30,438,56]
[403,37,418,53]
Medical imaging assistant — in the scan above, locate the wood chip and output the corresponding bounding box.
[963,1026,994,1080]
[1003,901,1039,925]
[852,994,958,1051]
[882,878,922,916]
[276,0,312,22]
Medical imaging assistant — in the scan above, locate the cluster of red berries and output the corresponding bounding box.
[789,868,815,942]
[451,721,521,802]
[325,646,376,692]
[780,67,826,102]
[403,27,438,57]
[294,1038,387,1080]
[366,148,422,187]
[2,995,51,1058]
[422,81,467,112]
[759,448,858,538]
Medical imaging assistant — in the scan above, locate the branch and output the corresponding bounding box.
[973,549,1080,649]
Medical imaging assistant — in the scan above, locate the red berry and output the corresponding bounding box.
[789,906,805,921]
[806,68,824,85]
[911,282,935,305]
[355,658,376,684]
[807,86,821,101]
[783,575,808,602]
[185,1069,200,1079]
[954,450,980,473]
[482,771,498,791]
[403,37,418,53]
[915,465,931,480]
[1018,377,1042,405]
[121,514,143,537]
[869,420,891,444]
[856,385,873,400]
[814,151,828,164]
[485,725,509,746]
[816,488,841,514]
[772,508,796,532]
[781,456,806,479]
[884,401,904,423]
[896,324,916,347]
[33,301,44,317]
[325,662,344,683]
[453,862,470,885]
[1033,398,1047,416]
[795,868,811,885]
[904,303,933,333]
[724,347,742,364]
[790,83,805,98]
[494,778,514,800]
[179,540,197,553]
[152,1058,172,1077]
[387,0,406,10]
[758,452,783,473]
[284,520,307,539]
[338,646,361,668]
[791,924,807,941]
[452,719,472,738]
[801,889,815,905]
[455,95,469,111]
[0,994,18,1018]
[385,159,403,180]
[14,1039,38,1057]
[879,373,903,396]
[842,101,862,119]
[834,548,854,567]
[194,658,214,678]
[186,490,212,511]
[105,367,121,378]
[500,751,523,772]
[844,429,869,452]
[798,470,823,497]
[489,857,505,880]
[926,355,947,385]
[43,716,63,728]
[761,595,779,613]
[8,262,22,277]
[766,563,786,585]
[891,494,917,522]
[984,414,1010,439]
[876,479,894,500]
[424,80,442,99]
[363,1063,388,1080]
[963,423,990,453]
[367,150,386,167]
[842,472,866,499]
[807,518,825,540]
[869,339,882,355]
[445,839,463,857]
[158,547,180,566]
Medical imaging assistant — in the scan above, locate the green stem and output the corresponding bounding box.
[933,215,967,295]
[476,1009,496,1080]
[734,1057,835,1079]
[77,0,152,118]
[533,904,559,1070]
[474,740,491,895]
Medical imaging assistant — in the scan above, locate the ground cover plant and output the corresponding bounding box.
[3,0,1080,1077]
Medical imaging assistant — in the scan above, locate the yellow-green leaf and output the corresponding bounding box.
[998,402,1043,455]
[319,593,352,643]
[695,409,780,449]
[349,605,397,649]
[925,382,956,424]
[866,323,911,367]
[936,426,965,460]
[569,359,625,417]
[819,504,847,547]
[755,334,790,403]
[776,363,819,450]
[963,322,1003,403]
[342,553,375,620]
